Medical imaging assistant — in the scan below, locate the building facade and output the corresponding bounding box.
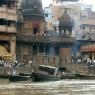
[16,0,45,64]
[79,8,95,60]
[44,5,53,31]
[0,0,17,61]
[44,2,82,38]
[46,2,95,61]
[16,0,75,66]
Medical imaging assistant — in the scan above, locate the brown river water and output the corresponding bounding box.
[0,79,95,95]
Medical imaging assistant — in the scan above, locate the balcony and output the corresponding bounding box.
[0,7,16,14]
[0,25,6,32]
[81,19,95,25]
[7,14,17,21]
[0,7,7,12]
[0,7,17,20]
[17,35,75,44]
[0,25,16,33]
[0,12,6,19]
[8,9,16,14]
[7,27,16,33]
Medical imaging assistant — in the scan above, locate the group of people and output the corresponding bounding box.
[0,60,33,68]
[86,58,95,67]
[72,56,95,65]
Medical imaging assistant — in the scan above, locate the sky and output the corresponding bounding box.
[42,0,52,7]
[42,0,95,10]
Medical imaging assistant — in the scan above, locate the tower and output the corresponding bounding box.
[59,9,74,35]
[16,0,45,63]
[20,0,45,36]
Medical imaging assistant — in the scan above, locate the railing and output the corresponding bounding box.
[8,9,16,14]
[7,27,17,33]
[0,25,6,32]
[17,35,75,44]
[0,12,6,19]
[7,14,17,21]
[0,25,16,33]
[0,7,7,12]
[0,6,17,21]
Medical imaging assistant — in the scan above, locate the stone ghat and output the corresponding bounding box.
[0,67,32,75]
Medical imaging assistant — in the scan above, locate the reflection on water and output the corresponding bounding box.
[0,79,95,95]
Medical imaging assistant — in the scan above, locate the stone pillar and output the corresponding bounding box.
[39,22,45,35]
[43,45,45,64]
[60,48,72,65]
[92,53,94,60]
[50,47,55,56]
[37,45,39,63]
[10,35,16,60]
[49,46,55,65]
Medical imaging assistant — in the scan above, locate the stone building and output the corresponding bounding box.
[44,2,81,38]
[58,9,74,65]
[79,9,95,60]
[0,0,17,61]
[16,0,45,63]
[17,0,75,67]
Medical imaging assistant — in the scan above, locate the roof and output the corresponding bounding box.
[59,10,74,27]
[81,44,95,52]
[21,0,43,17]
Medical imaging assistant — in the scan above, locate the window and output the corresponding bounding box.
[55,47,59,55]
[82,25,85,29]
[39,45,44,53]
[45,13,48,17]
[45,46,49,55]
[0,19,6,25]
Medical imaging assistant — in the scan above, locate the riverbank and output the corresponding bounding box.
[0,67,32,75]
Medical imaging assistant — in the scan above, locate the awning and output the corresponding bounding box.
[0,45,14,61]
[80,45,95,52]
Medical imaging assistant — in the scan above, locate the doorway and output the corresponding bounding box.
[33,28,39,35]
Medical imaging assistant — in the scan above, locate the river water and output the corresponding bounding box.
[0,79,95,95]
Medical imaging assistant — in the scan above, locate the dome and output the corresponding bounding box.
[59,10,74,27]
[21,0,43,17]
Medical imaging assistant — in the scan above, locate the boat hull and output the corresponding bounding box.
[31,72,61,82]
[0,74,10,79]
[9,75,30,82]
[19,73,31,76]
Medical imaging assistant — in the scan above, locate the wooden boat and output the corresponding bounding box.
[74,74,95,79]
[31,65,62,82]
[9,75,30,82]
[0,74,10,79]
[19,73,32,76]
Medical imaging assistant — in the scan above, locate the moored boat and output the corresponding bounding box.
[9,75,30,82]
[0,74,10,79]
[31,65,62,82]
[19,73,32,76]
[31,72,61,81]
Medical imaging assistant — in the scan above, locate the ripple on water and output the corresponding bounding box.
[0,79,95,95]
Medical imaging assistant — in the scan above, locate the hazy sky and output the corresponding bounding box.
[42,0,95,10]
[42,0,52,7]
